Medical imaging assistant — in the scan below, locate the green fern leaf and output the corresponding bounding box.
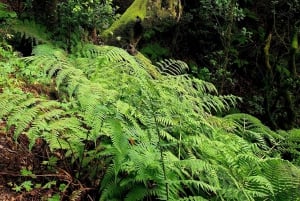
[12,20,50,43]
[178,196,209,201]
[157,59,189,75]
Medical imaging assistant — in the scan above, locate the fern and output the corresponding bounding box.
[261,158,300,200]
[225,113,283,155]
[178,196,209,201]
[0,3,16,20]
[5,43,300,201]
[70,189,84,201]
[157,59,189,75]
[277,129,300,165]
[0,89,87,152]
[12,20,51,43]
[31,44,63,57]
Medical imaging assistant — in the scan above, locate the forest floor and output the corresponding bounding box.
[0,120,50,201]
[0,120,90,201]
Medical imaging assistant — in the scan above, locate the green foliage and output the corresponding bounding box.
[3,1,115,50]
[1,1,299,200]
[12,20,51,43]
[0,43,299,200]
[11,180,33,192]
[140,43,170,62]
[47,194,61,201]
[58,0,115,30]
[20,168,35,178]
[0,45,25,87]
[225,113,283,155]
[261,158,300,200]
[0,3,16,19]
[156,59,189,75]
[278,129,300,166]
[56,0,116,47]
[0,3,16,43]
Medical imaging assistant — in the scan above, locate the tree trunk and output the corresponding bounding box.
[101,0,149,39]
[289,28,298,77]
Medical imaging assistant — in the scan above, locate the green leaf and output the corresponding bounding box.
[43,181,57,189]
[21,181,33,192]
[12,185,22,192]
[48,194,61,201]
[20,168,36,178]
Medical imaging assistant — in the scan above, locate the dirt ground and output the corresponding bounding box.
[0,134,33,199]
[0,120,93,201]
[0,120,51,200]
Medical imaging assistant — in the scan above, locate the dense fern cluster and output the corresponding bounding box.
[0,43,300,200]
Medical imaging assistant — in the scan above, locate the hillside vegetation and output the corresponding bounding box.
[0,1,300,201]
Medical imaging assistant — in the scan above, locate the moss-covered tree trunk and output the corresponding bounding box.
[101,0,182,46]
[289,27,299,77]
[101,0,148,38]
[263,26,298,129]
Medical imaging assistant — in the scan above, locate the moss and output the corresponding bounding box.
[101,0,148,38]
[291,31,298,51]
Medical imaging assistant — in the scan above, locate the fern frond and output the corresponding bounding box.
[178,180,218,194]
[156,116,176,127]
[12,20,51,43]
[69,189,84,201]
[78,44,136,65]
[178,196,209,201]
[157,59,189,75]
[124,185,149,201]
[31,44,66,57]
[0,3,16,19]
[5,96,41,138]
[23,56,61,82]
[108,119,129,154]
[0,89,26,118]
[245,176,274,197]
[261,158,300,200]
[134,52,161,78]
[11,107,39,139]
[159,130,178,143]
[27,107,64,149]
[225,113,282,154]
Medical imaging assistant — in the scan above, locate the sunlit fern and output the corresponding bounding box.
[225,113,283,155]
[3,43,299,201]
[12,20,51,43]
[0,88,87,153]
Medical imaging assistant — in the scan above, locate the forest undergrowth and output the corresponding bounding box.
[0,1,300,200]
[0,42,300,200]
